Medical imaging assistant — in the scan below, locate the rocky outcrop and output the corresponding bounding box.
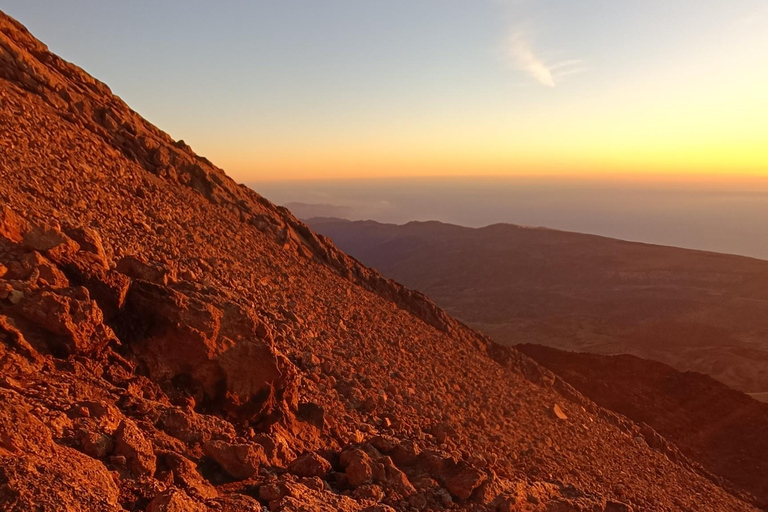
[0,9,761,512]
[125,280,298,424]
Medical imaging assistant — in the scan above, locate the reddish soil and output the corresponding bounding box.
[517,344,768,509]
[0,10,760,512]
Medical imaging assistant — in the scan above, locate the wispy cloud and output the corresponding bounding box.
[507,30,586,87]
[508,31,555,87]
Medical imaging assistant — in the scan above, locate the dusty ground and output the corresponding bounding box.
[0,10,761,512]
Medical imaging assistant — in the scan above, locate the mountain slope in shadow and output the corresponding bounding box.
[517,343,768,509]
[2,9,760,511]
[307,218,768,395]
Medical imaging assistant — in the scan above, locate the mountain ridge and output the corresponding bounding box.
[0,10,760,512]
[307,217,768,395]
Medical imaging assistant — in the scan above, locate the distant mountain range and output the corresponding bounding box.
[307,218,768,397]
[2,8,764,511]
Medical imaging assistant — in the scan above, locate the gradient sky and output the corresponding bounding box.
[3,1,767,181]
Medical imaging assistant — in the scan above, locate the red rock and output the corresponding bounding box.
[209,494,264,512]
[203,440,266,480]
[266,481,366,512]
[604,502,634,512]
[0,389,56,455]
[0,450,122,512]
[127,281,297,422]
[66,226,110,268]
[158,407,236,445]
[146,489,207,512]
[340,445,415,498]
[0,205,28,242]
[287,451,332,478]
[19,289,116,354]
[79,431,114,459]
[441,461,488,501]
[114,419,156,477]
[552,404,568,421]
[340,447,374,486]
[116,255,173,285]
[22,223,79,254]
[158,451,218,500]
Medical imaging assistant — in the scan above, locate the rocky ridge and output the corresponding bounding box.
[0,10,760,512]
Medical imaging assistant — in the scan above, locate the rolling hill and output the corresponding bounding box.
[0,11,761,511]
[307,218,768,397]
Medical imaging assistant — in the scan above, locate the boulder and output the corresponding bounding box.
[0,206,28,243]
[19,289,116,355]
[158,407,236,445]
[127,281,297,422]
[146,489,208,512]
[203,440,267,480]
[22,223,79,258]
[0,389,56,456]
[114,419,156,477]
[287,451,332,478]
[158,451,218,500]
[66,226,110,269]
[340,445,415,498]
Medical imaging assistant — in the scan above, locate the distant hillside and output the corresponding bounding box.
[4,9,759,511]
[517,344,768,508]
[307,218,768,395]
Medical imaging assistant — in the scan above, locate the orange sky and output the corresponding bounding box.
[7,1,767,182]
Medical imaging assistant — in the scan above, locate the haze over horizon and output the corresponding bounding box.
[254,176,768,260]
[4,2,767,258]
[3,0,767,181]
[4,6,768,510]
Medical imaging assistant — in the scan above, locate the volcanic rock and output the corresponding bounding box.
[0,9,761,512]
[114,418,157,477]
[203,439,267,480]
[287,450,332,478]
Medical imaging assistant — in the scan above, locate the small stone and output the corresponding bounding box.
[259,482,284,502]
[80,431,114,459]
[8,289,23,305]
[552,404,568,421]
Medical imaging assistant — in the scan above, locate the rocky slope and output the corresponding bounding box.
[517,344,768,509]
[0,10,760,512]
[307,218,768,395]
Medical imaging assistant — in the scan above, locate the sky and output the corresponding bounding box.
[2,0,767,181]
